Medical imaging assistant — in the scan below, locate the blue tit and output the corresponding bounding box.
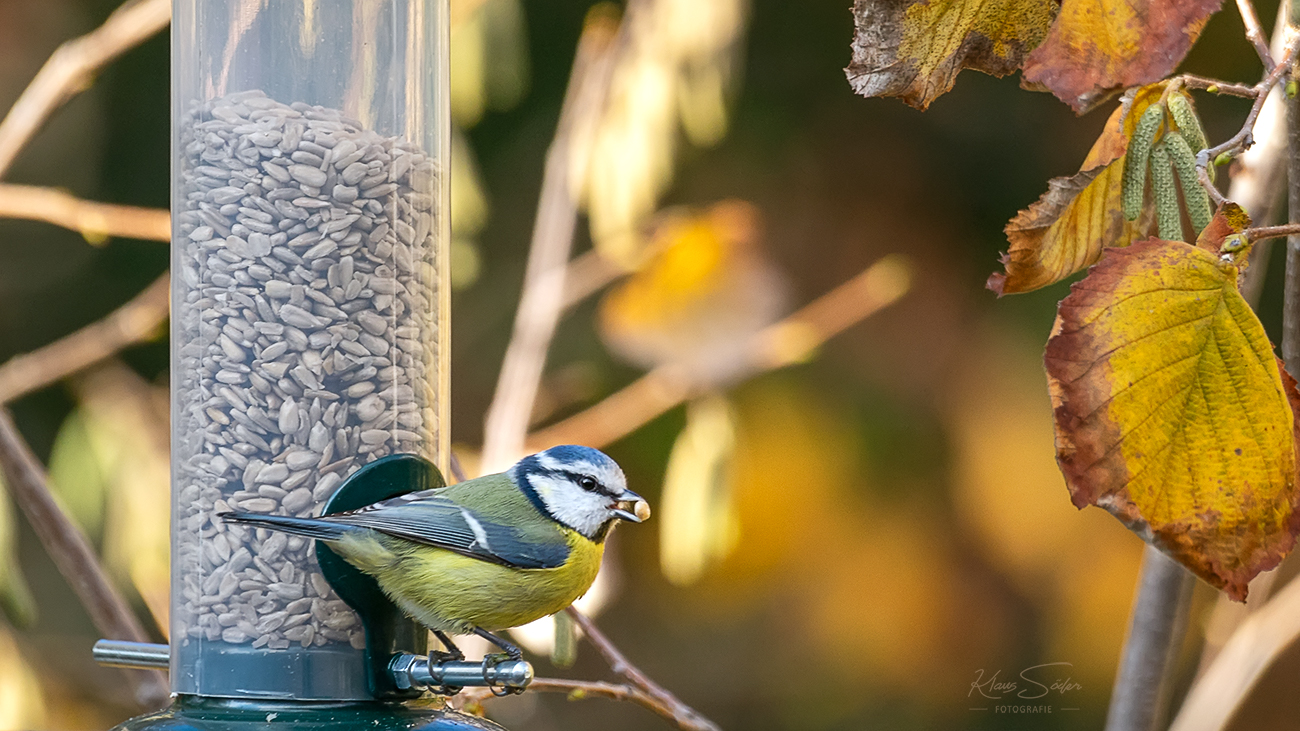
[221,445,649,658]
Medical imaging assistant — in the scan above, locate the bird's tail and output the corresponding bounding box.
[219,511,354,541]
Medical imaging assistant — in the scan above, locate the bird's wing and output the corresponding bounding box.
[326,489,571,570]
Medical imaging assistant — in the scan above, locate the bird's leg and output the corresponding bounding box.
[432,630,465,661]
[472,627,523,660]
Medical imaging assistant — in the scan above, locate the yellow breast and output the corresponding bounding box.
[334,529,605,633]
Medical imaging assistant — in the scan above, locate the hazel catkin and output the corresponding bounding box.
[1123,104,1165,221]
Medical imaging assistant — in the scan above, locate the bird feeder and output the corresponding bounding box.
[97,1,525,726]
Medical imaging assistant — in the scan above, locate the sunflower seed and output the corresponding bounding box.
[175,91,442,654]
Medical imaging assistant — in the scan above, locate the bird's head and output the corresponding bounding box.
[510,445,651,541]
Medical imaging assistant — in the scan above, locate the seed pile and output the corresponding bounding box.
[172,90,441,652]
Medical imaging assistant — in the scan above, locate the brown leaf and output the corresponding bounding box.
[1022,0,1223,114]
[1194,202,1251,253]
[989,85,1162,295]
[846,0,1057,110]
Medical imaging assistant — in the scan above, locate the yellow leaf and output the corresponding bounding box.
[659,395,738,586]
[1044,239,1300,600]
[598,201,786,385]
[76,365,171,634]
[0,480,35,628]
[550,608,578,669]
[47,410,109,544]
[0,629,44,729]
[989,84,1165,295]
[846,0,1057,110]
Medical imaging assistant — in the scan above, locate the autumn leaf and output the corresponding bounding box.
[1194,202,1251,254]
[845,0,1057,110]
[598,201,787,386]
[1045,239,1300,600]
[989,85,1164,295]
[1022,0,1223,114]
[659,395,739,586]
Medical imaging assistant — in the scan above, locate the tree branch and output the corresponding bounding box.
[463,678,708,731]
[561,249,625,311]
[1283,11,1300,380]
[479,5,633,473]
[1245,223,1300,240]
[1232,1,1294,304]
[564,608,720,731]
[1236,0,1276,71]
[0,408,167,707]
[0,272,169,404]
[1196,32,1300,193]
[0,0,170,179]
[0,184,169,242]
[528,254,912,450]
[1177,75,1260,98]
[456,610,721,731]
[1104,546,1195,731]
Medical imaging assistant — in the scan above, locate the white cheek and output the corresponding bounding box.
[531,475,609,536]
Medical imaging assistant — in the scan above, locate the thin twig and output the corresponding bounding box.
[1245,223,1300,240]
[1233,2,1294,304]
[455,613,723,731]
[1197,34,1300,181]
[1199,166,1229,207]
[1178,75,1261,98]
[448,451,469,484]
[1283,28,1300,376]
[565,608,721,731]
[462,678,699,729]
[0,272,169,404]
[1236,0,1276,71]
[0,408,167,707]
[1104,546,1195,731]
[0,0,170,179]
[562,248,626,310]
[479,7,632,473]
[469,677,657,707]
[528,254,912,450]
[0,184,169,242]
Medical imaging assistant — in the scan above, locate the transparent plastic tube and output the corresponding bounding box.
[170,0,449,699]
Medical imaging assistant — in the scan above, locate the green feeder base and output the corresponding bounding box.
[112,696,507,731]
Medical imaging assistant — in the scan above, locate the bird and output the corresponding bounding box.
[220,444,650,660]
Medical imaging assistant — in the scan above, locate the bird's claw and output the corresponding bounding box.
[431,648,465,663]
[483,653,526,696]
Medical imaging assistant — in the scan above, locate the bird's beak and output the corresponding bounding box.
[611,490,651,523]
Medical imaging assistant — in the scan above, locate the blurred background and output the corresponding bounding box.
[0,0,1295,729]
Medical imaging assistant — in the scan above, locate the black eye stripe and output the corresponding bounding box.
[562,470,615,496]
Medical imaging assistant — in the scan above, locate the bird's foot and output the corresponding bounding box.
[433,630,466,661]
[472,627,523,660]
[482,653,527,696]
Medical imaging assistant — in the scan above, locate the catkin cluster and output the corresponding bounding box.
[1121,92,1213,241]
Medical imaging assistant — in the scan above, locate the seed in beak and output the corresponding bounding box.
[633,499,651,522]
[612,499,651,523]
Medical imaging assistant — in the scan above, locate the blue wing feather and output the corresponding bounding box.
[328,490,570,570]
